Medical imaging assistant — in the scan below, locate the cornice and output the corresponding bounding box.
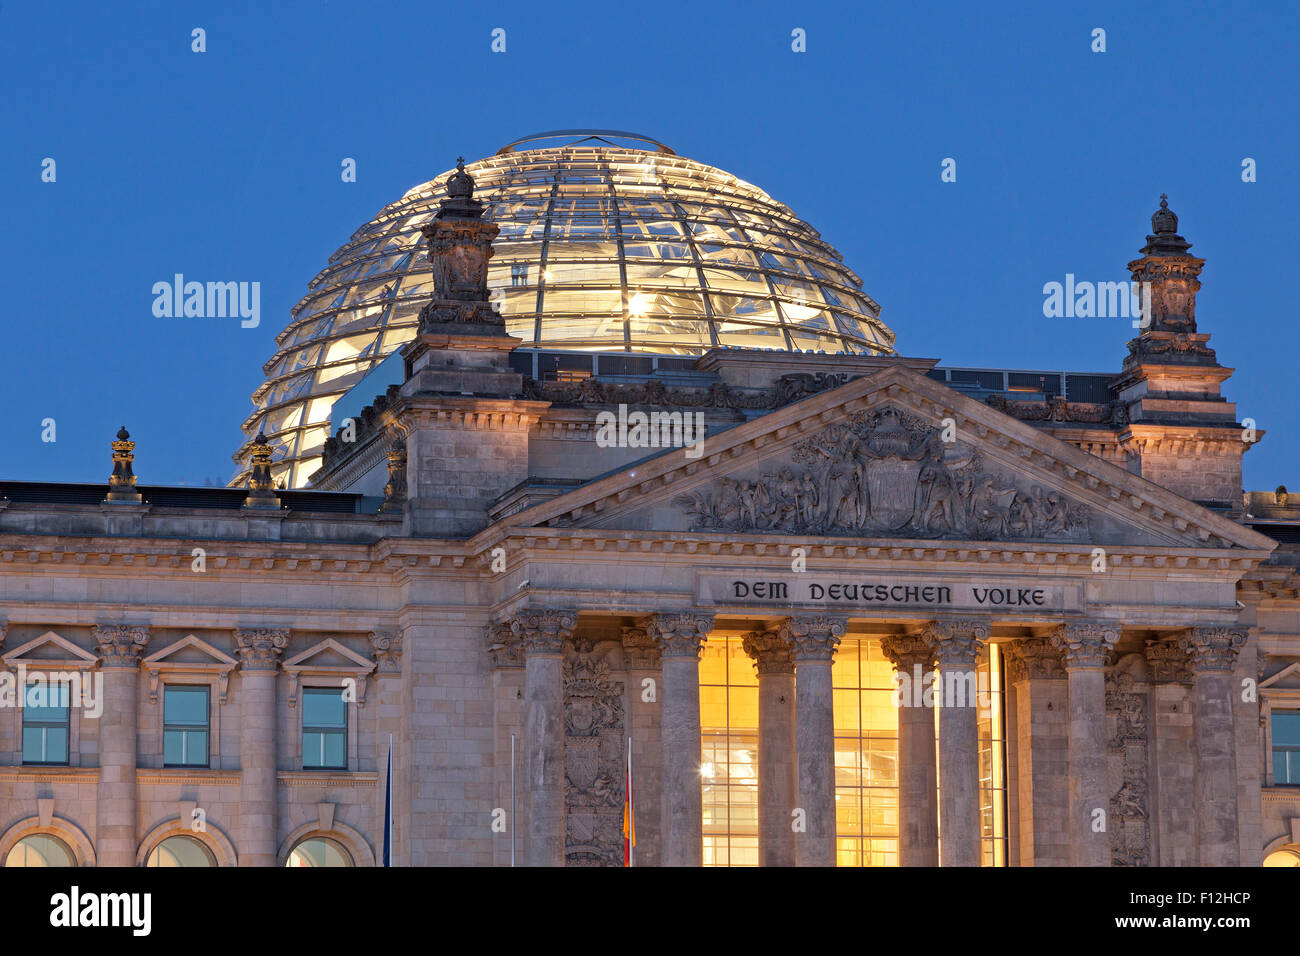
[0,766,100,783]
[137,769,240,786]
[277,770,378,789]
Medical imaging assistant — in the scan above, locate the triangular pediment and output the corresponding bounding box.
[2,631,99,669]
[1261,662,1300,691]
[283,638,374,673]
[142,634,237,668]
[493,365,1276,553]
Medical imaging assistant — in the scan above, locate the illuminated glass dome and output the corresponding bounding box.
[235,131,895,486]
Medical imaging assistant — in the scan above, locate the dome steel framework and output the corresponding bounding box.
[234,132,895,487]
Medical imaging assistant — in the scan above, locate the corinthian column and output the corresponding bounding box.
[93,625,149,867]
[879,632,938,867]
[510,610,575,867]
[742,628,797,867]
[783,615,845,867]
[648,612,714,867]
[1051,621,1119,866]
[1177,626,1246,865]
[928,619,988,867]
[235,628,288,866]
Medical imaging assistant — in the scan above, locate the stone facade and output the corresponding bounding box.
[1,187,1298,869]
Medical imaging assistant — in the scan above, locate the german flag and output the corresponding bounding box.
[623,738,635,866]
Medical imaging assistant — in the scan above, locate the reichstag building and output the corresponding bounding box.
[1,131,1297,867]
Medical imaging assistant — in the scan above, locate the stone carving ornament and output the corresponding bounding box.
[563,643,626,867]
[1105,660,1151,867]
[673,406,1090,541]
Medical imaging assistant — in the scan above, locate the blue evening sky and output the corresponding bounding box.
[1,0,1295,489]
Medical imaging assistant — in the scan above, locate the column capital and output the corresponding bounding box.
[369,630,403,674]
[878,632,935,671]
[1003,636,1065,683]
[509,610,576,656]
[485,622,524,668]
[1144,638,1192,683]
[93,624,150,668]
[1051,621,1120,669]
[234,628,289,670]
[620,626,661,669]
[780,616,845,662]
[646,612,714,660]
[1177,627,1246,672]
[742,628,794,675]
[924,619,988,668]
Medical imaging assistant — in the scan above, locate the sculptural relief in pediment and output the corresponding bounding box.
[671,406,1092,541]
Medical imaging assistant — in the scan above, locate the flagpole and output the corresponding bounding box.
[387,733,394,866]
[627,736,633,868]
[510,733,516,868]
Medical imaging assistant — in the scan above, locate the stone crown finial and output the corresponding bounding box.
[116,425,130,441]
[1140,193,1191,256]
[446,156,474,200]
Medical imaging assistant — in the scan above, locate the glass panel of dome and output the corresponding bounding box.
[702,268,772,296]
[540,289,621,313]
[305,397,336,426]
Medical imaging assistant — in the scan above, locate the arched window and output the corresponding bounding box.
[145,835,216,867]
[286,836,353,867]
[1263,847,1300,867]
[4,833,75,867]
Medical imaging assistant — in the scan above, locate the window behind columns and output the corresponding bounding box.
[700,637,759,866]
[977,646,1007,867]
[833,639,899,866]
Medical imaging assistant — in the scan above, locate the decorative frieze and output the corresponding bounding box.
[1051,622,1121,669]
[619,626,660,669]
[510,610,577,655]
[742,628,794,675]
[1003,636,1065,683]
[780,616,846,662]
[1177,627,1246,672]
[1143,639,1192,683]
[1106,658,1151,866]
[646,612,714,660]
[925,619,989,667]
[369,630,403,673]
[563,643,626,867]
[233,628,289,670]
[878,632,936,672]
[92,625,150,667]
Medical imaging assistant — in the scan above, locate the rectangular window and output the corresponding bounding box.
[163,685,210,768]
[22,680,70,765]
[302,687,347,770]
[1273,711,1300,785]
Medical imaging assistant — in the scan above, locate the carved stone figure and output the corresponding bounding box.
[673,405,1093,541]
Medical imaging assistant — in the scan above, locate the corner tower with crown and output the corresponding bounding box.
[392,158,549,535]
[1113,196,1252,513]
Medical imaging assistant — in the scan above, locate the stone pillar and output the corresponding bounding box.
[93,625,149,867]
[369,631,404,864]
[510,610,574,867]
[1178,626,1246,866]
[879,632,938,867]
[1004,637,1069,866]
[783,615,845,867]
[742,628,797,867]
[648,612,714,868]
[234,628,288,866]
[487,624,526,867]
[928,619,987,867]
[621,626,663,867]
[1052,622,1120,867]
[1145,639,1195,865]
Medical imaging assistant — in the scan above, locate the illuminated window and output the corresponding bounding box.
[1263,847,1300,867]
[699,636,758,866]
[977,646,1007,866]
[146,835,215,867]
[1272,711,1300,785]
[833,639,899,866]
[4,833,75,867]
[287,836,353,867]
[22,680,70,766]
